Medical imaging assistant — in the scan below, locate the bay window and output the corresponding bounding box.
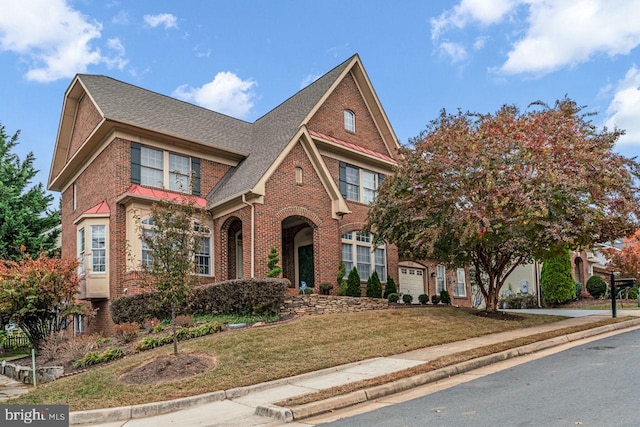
[341,231,386,282]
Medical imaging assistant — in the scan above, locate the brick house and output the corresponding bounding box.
[48,54,472,334]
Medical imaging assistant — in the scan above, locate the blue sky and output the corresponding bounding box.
[1,0,639,201]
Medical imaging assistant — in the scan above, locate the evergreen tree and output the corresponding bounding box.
[266,247,282,277]
[366,270,382,298]
[383,274,397,298]
[0,124,60,259]
[540,247,576,305]
[345,267,362,297]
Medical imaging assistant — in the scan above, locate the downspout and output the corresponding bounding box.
[535,261,542,307]
[242,194,255,278]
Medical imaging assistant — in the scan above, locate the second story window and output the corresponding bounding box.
[339,162,385,204]
[91,225,106,273]
[131,143,201,195]
[344,110,355,132]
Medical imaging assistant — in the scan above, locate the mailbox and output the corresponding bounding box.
[615,278,636,288]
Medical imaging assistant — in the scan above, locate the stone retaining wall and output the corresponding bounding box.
[282,295,389,316]
[1,361,64,384]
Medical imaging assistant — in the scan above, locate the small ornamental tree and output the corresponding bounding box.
[136,196,207,356]
[0,253,88,349]
[346,267,362,297]
[367,99,640,312]
[366,270,382,298]
[336,261,347,295]
[540,247,576,305]
[266,247,282,278]
[384,274,397,298]
[603,230,640,284]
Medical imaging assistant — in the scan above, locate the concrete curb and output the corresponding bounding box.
[271,317,640,422]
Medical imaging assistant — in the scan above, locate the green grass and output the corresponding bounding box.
[1,352,30,362]
[11,308,569,411]
[193,313,281,324]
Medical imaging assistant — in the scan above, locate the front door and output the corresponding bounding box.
[298,244,314,289]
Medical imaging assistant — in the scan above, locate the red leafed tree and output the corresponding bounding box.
[0,253,88,348]
[604,230,640,282]
[367,99,640,311]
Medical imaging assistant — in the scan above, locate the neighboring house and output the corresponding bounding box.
[48,54,472,334]
[488,248,618,308]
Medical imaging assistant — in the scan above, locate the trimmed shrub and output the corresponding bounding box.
[319,283,333,295]
[402,294,413,304]
[418,294,429,305]
[366,271,383,298]
[499,294,538,309]
[575,282,583,300]
[266,247,282,278]
[628,286,639,300]
[345,267,362,297]
[300,287,313,295]
[431,294,441,304]
[440,290,451,305]
[175,315,194,328]
[112,278,289,324]
[540,248,576,305]
[586,275,608,299]
[383,275,398,298]
[387,293,399,303]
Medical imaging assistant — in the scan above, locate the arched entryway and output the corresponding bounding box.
[574,257,584,286]
[281,216,315,290]
[224,217,243,280]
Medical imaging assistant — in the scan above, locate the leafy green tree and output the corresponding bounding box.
[0,253,88,348]
[367,99,640,311]
[345,267,362,297]
[383,275,397,298]
[540,247,576,305]
[0,124,60,259]
[366,270,382,298]
[266,247,282,277]
[136,197,207,356]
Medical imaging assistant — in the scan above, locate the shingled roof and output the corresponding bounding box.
[207,54,355,205]
[76,74,254,155]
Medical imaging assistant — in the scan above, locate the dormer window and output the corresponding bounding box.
[344,110,355,132]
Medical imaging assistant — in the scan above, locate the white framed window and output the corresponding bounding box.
[341,231,386,282]
[454,268,467,297]
[140,218,155,268]
[77,227,85,276]
[74,314,85,335]
[196,237,211,275]
[169,153,191,192]
[344,109,355,132]
[91,225,106,273]
[340,163,382,204]
[436,264,446,294]
[141,146,164,188]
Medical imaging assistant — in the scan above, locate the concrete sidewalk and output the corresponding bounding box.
[63,310,640,427]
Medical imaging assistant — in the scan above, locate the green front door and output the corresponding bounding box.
[298,244,314,288]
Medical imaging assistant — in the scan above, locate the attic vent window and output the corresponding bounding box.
[344,110,355,132]
[295,167,303,185]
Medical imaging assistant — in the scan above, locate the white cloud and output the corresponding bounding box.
[300,73,321,89]
[431,0,516,40]
[0,0,126,82]
[172,72,257,119]
[437,41,468,63]
[500,1,640,75]
[143,13,178,29]
[605,66,640,151]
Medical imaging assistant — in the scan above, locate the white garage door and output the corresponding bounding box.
[399,267,425,301]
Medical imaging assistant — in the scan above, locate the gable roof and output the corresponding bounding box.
[206,54,355,205]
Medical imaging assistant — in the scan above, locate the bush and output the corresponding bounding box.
[73,347,125,369]
[319,283,333,295]
[402,294,413,304]
[628,286,639,300]
[499,294,538,309]
[383,275,397,298]
[300,287,313,295]
[418,294,429,305]
[540,248,576,304]
[586,275,608,299]
[575,282,583,300]
[431,295,441,304]
[113,322,140,343]
[366,271,383,298]
[345,267,362,297]
[266,247,282,278]
[440,290,451,305]
[175,315,194,328]
[135,321,223,351]
[112,278,289,323]
[387,293,399,303]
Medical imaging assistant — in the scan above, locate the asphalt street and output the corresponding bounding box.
[320,328,640,427]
